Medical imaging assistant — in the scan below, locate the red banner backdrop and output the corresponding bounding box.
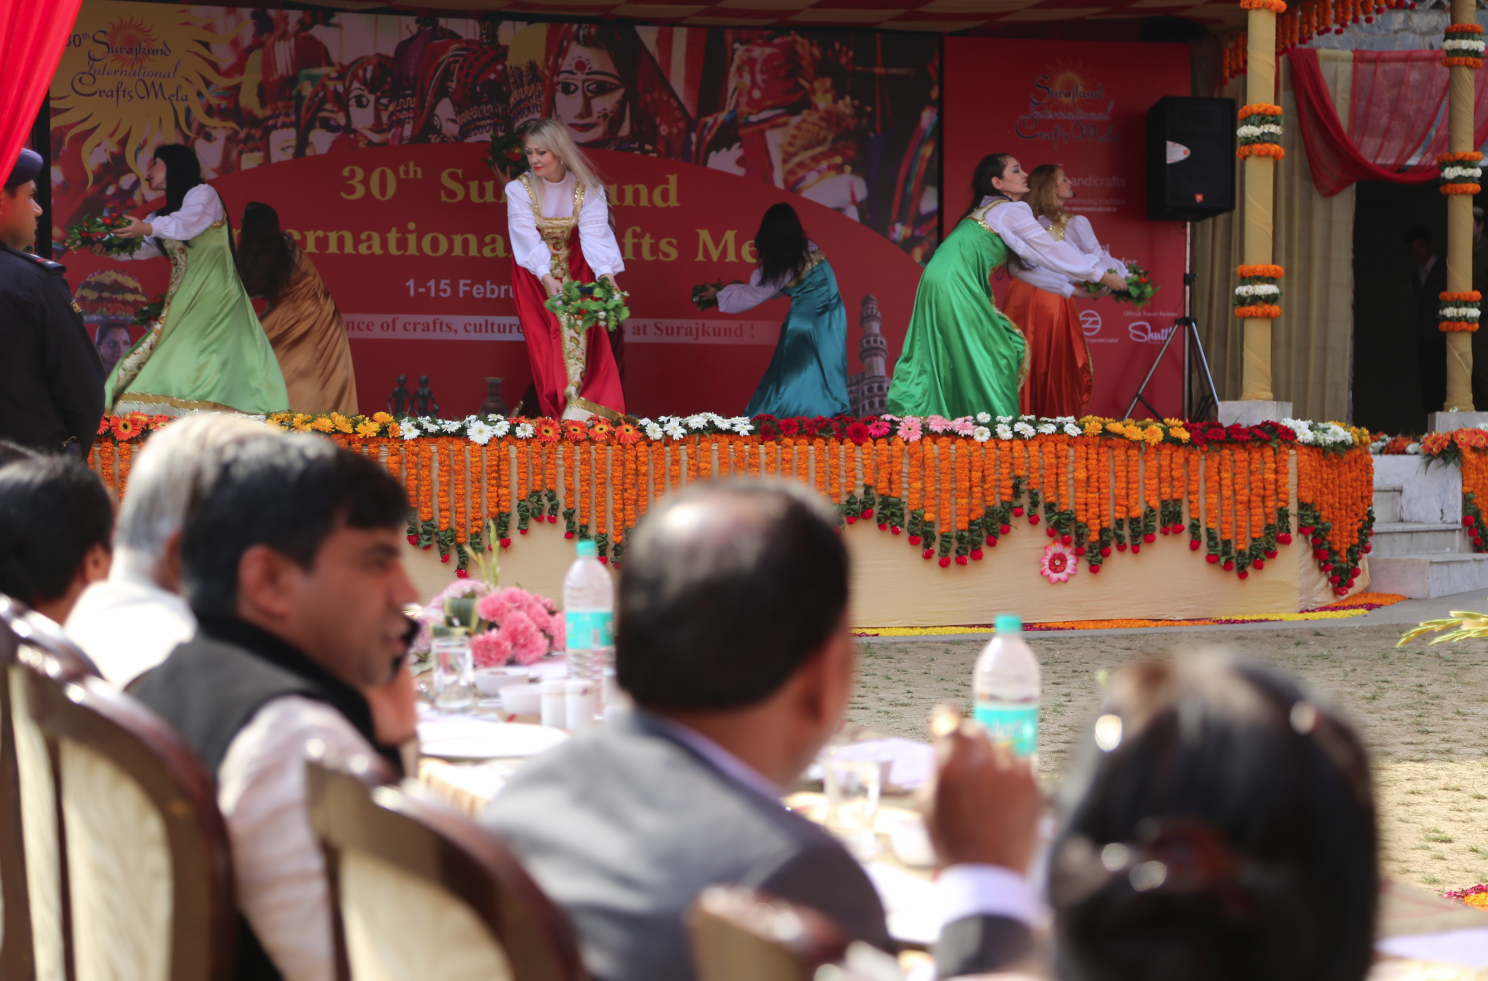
[944,38,1189,419]
[59,144,922,417]
[49,1,938,418]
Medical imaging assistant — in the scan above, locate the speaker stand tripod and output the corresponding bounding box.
[1123,220,1219,422]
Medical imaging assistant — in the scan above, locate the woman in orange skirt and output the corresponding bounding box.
[1004,164,1124,418]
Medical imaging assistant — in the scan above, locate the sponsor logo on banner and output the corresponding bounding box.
[1127,322,1176,344]
[1079,310,1102,337]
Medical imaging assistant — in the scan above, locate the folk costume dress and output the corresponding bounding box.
[257,240,359,415]
[886,196,1106,419]
[105,185,289,416]
[717,242,849,418]
[1005,213,1125,418]
[506,172,625,420]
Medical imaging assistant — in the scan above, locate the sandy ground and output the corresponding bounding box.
[847,624,1488,892]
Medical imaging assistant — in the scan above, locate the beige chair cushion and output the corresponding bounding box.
[340,848,513,981]
[61,739,172,981]
[10,666,63,981]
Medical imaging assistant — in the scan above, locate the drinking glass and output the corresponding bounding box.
[431,636,475,712]
[823,752,887,860]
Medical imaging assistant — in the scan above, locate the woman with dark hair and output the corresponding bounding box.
[542,23,691,158]
[696,203,848,417]
[101,144,288,416]
[886,154,1124,418]
[237,202,358,414]
[1006,164,1125,418]
[1047,656,1377,981]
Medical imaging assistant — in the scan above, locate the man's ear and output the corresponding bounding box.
[80,542,111,586]
[235,544,298,620]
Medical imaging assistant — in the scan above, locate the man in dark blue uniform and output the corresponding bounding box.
[0,148,105,457]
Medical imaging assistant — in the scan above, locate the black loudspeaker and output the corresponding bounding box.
[1146,96,1237,221]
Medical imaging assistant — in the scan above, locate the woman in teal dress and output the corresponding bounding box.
[886,154,1126,419]
[698,203,849,418]
[101,144,288,416]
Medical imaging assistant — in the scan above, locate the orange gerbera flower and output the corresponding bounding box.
[590,420,614,442]
[111,414,141,440]
[371,411,394,424]
[310,417,336,433]
[617,421,642,444]
[356,420,380,437]
[330,412,353,434]
[562,420,589,442]
[535,419,561,442]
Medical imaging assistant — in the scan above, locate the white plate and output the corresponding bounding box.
[419,721,569,760]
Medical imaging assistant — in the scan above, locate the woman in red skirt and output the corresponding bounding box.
[505,118,626,420]
[1003,164,1125,418]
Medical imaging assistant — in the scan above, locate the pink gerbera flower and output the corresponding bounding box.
[1040,542,1079,584]
[897,417,922,442]
[951,417,977,436]
[926,415,951,433]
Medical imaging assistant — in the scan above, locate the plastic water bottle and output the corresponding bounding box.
[563,539,615,722]
[973,614,1040,762]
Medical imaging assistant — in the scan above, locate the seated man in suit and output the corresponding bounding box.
[484,481,1042,981]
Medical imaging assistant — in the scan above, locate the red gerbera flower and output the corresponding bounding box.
[111,415,141,440]
[617,421,642,445]
[563,420,589,442]
[845,422,870,445]
[590,420,614,442]
[535,419,561,442]
[778,418,801,437]
[98,416,114,436]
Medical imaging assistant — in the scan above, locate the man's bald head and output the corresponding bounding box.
[617,481,849,711]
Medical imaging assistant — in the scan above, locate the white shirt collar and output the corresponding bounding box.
[643,710,784,802]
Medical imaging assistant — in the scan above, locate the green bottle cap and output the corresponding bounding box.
[577,540,598,558]
[994,614,1023,634]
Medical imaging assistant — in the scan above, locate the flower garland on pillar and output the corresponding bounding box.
[1439,291,1482,332]
[1235,264,1284,319]
[1443,23,1485,68]
[1236,103,1285,160]
[1438,152,1483,196]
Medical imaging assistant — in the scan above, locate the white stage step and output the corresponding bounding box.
[1367,522,1472,557]
[1368,553,1488,599]
[1374,485,1402,524]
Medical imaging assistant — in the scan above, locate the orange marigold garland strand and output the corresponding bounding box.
[100,440,115,495]
[594,444,610,561]
[968,441,985,560]
[907,439,925,548]
[579,442,593,542]
[418,440,435,551]
[117,442,132,497]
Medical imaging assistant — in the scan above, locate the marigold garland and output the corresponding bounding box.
[100,441,114,493]
[452,442,467,546]
[1237,143,1285,160]
[117,442,132,496]
[1236,304,1284,318]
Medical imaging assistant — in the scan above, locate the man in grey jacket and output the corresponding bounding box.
[483,481,1043,981]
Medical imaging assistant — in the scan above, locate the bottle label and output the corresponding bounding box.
[565,610,613,651]
[973,703,1039,758]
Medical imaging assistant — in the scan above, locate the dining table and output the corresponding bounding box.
[413,672,1488,981]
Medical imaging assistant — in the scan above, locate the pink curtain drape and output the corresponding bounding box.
[1292,46,1488,197]
[0,0,84,186]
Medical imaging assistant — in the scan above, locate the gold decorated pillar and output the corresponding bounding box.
[1239,7,1278,401]
[1443,0,1478,411]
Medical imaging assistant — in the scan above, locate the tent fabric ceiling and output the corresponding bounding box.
[310,0,1241,33]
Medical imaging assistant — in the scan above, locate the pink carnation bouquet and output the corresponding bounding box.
[411,528,564,669]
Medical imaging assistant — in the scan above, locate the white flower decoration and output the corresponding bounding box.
[644,422,664,440]
[515,422,535,439]
[730,417,754,435]
[466,421,495,445]
[976,412,992,424]
[664,419,686,440]
[995,424,1014,441]
[685,414,708,430]
[1064,423,1083,437]
[400,422,421,440]
[1013,421,1036,438]
[493,419,511,438]
[1037,422,1057,435]
[972,426,992,443]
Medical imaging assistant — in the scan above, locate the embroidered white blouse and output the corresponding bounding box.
[120,184,227,259]
[1009,212,1127,298]
[505,171,626,280]
[715,241,820,314]
[977,197,1106,298]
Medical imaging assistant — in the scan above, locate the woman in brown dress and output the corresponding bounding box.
[236,202,359,414]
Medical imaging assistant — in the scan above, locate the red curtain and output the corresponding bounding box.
[1291,47,1488,197]
[0,0,84,187]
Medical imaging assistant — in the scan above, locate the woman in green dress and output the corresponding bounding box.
[696,203,849,418]
[886,154,1126,419]
[101,144,288,416]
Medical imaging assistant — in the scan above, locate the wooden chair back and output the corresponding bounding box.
[2,593,94,981]
[305,747,587,981]
[25,666,237,981]
[689,885,851,981]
